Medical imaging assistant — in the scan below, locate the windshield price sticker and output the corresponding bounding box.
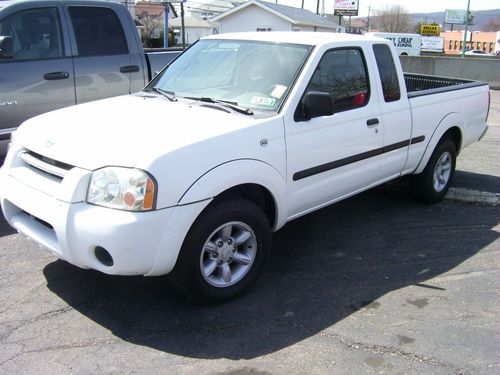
[251,96,276,107]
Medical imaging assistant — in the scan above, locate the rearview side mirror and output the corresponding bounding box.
[295,91,333,122]
[0,36,14,59]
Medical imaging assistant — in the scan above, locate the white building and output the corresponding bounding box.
[169,16,218,45]
[212,0,340,33]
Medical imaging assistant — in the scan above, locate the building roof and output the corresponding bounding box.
[212,0,338,29]
[136,1,178,18]
[169,16,217,28]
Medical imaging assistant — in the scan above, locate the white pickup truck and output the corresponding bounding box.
[0,33,490,301]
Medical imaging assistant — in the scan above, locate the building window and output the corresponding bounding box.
[293,27,301,32]
[256,27,272,32]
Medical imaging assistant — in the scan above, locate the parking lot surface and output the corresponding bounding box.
[0,91,499,374]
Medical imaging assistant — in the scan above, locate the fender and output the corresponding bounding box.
[414,112,464,175]
[178,159,288,231]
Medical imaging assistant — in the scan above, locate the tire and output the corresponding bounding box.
[170,198,271,302]
[411,138,456,204]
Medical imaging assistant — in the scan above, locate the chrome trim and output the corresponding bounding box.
[19,152,69,178]
[0,127,17,135]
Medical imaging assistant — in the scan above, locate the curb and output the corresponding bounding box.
[446,187,500,206]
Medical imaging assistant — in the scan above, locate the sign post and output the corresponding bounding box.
[461,0,471,58]
[163,0,186,49]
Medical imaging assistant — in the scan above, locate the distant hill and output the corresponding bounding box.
[354,9,500,32]
[410,9,500,31]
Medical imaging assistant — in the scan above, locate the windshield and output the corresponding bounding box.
[147,39,312,113]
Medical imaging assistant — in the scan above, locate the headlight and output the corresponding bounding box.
[87,167,156,211]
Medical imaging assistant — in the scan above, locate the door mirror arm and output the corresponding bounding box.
[294,90,334,122]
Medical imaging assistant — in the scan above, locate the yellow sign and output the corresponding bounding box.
[420,24,441,36]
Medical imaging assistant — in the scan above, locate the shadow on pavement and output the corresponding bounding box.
[453,170,500,194]
[42,187,500,360]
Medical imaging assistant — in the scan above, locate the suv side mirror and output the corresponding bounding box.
[0,36,14,59]
[295,91,333,121]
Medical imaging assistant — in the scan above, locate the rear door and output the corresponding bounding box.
[371,43,413,179]
[65,4,144,104]
[0,4,75,139]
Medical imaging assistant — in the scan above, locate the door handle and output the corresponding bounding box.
[120,65,140,73]
[366,118,379,126]
[43,71,70,80]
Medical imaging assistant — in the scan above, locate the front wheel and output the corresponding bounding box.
[170,198,271,302]
[411,138,457,204]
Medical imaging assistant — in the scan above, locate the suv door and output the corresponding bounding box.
[0,5,75,142]
[66,5,142,104]
[285,47,384,218]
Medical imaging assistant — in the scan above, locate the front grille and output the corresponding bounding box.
[19,150,74,180]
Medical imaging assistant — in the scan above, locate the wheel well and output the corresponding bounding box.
[442,127,462,155]
[215,184,277,228]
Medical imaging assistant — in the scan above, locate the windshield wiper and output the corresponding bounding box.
[186,96,253,115]
[151,87,177,102]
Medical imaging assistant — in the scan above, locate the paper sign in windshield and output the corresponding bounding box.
[270,85,287,99]
[251,96,276,107]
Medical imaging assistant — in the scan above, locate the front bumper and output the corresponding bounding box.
[0,163,210,277]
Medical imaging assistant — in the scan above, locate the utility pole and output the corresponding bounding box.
[461,0,471,57]
[366,6,371,33]
[181,1,186,49]
[163,2,169,48]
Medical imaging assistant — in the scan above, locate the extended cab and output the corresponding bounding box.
[0,33,490,301]
[0,0,180,154]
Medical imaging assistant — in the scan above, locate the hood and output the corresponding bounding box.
[16,94,256,170]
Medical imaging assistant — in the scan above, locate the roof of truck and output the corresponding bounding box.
[203,32,389,47]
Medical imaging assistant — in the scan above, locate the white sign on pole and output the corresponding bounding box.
[334,0,358,16]
[445,9,466,24]
[421,36,444,52]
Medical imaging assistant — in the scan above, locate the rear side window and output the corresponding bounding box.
[0,7,63,61]
[69,6,128,57]
[373,44,401,102]
[304,48,369,113]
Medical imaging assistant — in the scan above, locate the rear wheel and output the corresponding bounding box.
[170,198,271,302]
[411,138,456,204]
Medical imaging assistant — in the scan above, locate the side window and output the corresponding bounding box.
[0,7,63,61]
[304,48,369,113]
[373,44,401,102]
[69,6,128,57]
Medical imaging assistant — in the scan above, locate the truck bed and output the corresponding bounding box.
[405,73,488,97]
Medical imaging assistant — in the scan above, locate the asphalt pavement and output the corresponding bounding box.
[0,92,498,374]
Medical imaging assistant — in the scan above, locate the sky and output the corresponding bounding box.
[280,0,500,17]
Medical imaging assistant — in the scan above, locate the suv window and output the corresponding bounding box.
[304,48,369,113]
[69,6,128,57]
[373,44,401,102]
[0,8,63,61]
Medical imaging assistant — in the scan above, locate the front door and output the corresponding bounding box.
[285,47,384,219]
